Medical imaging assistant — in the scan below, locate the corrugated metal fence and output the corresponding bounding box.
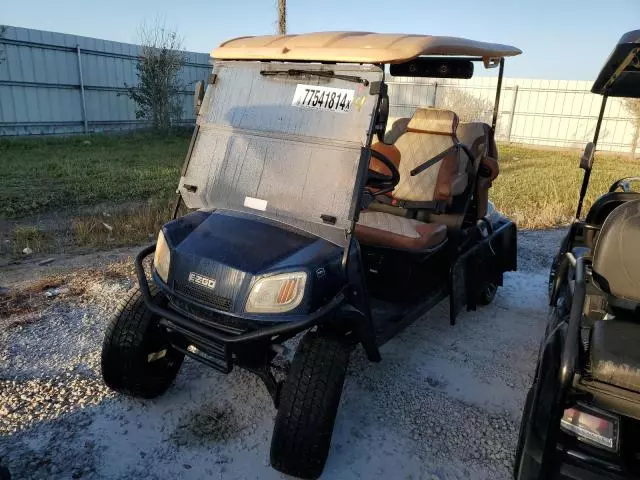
[0,26,211,136]
[389,76,639,154]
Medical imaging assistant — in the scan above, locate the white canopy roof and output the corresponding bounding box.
[213,32,522,64]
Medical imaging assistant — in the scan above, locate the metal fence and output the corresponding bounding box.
[388,76,639,154]
[1,26,639,153]
[0,26,211,136]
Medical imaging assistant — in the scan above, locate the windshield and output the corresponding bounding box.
[179,61,384,246]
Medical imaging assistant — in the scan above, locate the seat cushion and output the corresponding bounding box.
[590,320,640,392]
[355,211,447,251]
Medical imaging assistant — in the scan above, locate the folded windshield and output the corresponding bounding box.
[179,61,384,246]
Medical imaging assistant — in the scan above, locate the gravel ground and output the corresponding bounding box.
[0,229,565,480]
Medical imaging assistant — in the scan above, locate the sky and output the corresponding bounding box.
[3,0,639,80]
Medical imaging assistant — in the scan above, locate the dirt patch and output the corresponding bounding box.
[1,260,137,322]
[171,401,243,447]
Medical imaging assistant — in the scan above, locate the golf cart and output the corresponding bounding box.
[101,32,520,479]
[515,30,640,480]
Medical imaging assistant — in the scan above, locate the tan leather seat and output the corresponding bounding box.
[392,108,464,205]
[355,211,446,251]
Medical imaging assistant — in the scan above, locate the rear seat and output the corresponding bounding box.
[356,108,462,252]
[355,108,501,252]
[589,320,640,391]
[457,122,499,219]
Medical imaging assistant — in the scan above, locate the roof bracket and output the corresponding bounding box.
[369,81,387,96]
[483,57,500,69]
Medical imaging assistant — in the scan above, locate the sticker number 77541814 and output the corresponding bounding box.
[291,84,356,113]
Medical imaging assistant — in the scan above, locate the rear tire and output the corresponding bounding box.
[101,283,184,399]
[270,331,350,479]
[477,281,498,306]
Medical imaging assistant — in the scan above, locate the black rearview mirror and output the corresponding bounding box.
[580,142,595,171]
[194,81,205,115]
[390,58,474,79]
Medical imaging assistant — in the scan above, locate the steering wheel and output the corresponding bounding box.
[608,177,640,193]
[367,149,400,195]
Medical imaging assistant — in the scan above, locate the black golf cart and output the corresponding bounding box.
[101,32,520,479]
[515,30,640,480]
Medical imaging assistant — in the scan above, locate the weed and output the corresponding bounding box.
[11,226,53,255]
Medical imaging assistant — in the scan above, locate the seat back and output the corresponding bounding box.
[392,108,461,203]
[457,122,499,219]
[384,117,410,144]
[592,199,640,307]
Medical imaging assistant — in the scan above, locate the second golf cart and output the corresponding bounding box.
[101,32,521,479]
[515,30,640,480]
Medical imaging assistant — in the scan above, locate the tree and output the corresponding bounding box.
[125,20,186,132]
[437,87,492,124]
[277,0,286,35]
[624,98,640,159]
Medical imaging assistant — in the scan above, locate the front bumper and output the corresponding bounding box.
[135,244,345,371]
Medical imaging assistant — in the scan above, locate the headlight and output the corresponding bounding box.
[153,230,171,283]
[245,272,307,313]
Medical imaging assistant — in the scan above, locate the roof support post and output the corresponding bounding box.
[575,95,608,219]
[490,58,505,134]
[592,94,608,148]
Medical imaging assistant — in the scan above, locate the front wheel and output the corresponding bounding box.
[270,331,351,479]
[477,281,498,306]
[101,283,184,399]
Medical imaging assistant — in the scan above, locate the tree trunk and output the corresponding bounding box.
[278,0,286,35]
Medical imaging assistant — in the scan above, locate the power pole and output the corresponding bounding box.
[278,0,286,35]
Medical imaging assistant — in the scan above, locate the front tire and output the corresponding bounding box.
[101,283,184,399]
[270,331,351,479]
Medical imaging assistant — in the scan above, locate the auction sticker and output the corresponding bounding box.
[292,84,355,113]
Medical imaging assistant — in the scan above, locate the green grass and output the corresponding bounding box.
[0,132,189,219]
[0,133,636,234]
[492,144,637,229]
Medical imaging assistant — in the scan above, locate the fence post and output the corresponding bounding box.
[76,45,88,134]
[431,82,438,107]
[506,85,519,143]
